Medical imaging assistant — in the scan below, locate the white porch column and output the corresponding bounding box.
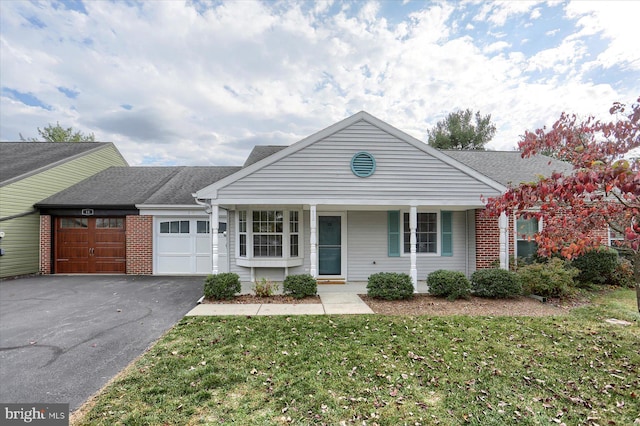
[211,204,220,274]
[499,211,508,270]
[410,206,418,293]
[309,205,317,278]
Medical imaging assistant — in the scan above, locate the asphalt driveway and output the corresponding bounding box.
[0,275,203,411]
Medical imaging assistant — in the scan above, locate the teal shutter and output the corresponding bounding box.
[441,211,453,256]
[388,211,400,257]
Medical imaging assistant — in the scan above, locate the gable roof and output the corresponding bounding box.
[240,146,573,190]
[243,145,288,167]
[443,150,574,186]
[36,166,241,208]
[196,111,506,199]
[0,142,126,186]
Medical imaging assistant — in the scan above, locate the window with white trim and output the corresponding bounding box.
[197,221,226,234]
[609,226,624,248]
[403,212,437,254]
[160,220,189,234]
[237,209,302,259]
[238,211,247,257]
[516,217,538,261]
[290,211,299,257]
[253,210,283,257]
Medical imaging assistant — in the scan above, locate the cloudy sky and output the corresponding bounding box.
[1,1,638,166]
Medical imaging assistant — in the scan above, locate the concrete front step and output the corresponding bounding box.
[186,292,373,316]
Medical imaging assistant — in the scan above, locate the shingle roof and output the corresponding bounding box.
[35,166,241,207]
[144,166,241,204]
[241,145,573,187]
[243,145,288,167]
[443,150,574,186]
[0,142,116,185]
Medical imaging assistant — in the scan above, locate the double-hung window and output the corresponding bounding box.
[290,211,300,257]
[608,225,624,249]
[403,212,438,254]
[253,210,283,257]
[516,217,539,261]
[237,210,301,259]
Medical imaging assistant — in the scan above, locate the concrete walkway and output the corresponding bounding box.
[186,292,374,316]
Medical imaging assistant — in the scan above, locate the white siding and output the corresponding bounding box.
[228,209,473,283]
[217,121,501,203]
[346,210,470,281]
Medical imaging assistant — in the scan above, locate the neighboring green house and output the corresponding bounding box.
[0,142,128,278]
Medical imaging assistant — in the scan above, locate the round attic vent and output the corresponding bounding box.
[351,151,376,177]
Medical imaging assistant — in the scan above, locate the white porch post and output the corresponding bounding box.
[410,206,418,293]
[211,204,220,274]
[310,205,317,278]
[499,211,508,270]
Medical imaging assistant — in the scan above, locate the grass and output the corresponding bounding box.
[74,290,639,425]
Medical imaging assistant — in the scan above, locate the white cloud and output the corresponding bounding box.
[0,0,637,166]
[483,41,511,54]
[474,1,544,27]
[564,1,640,70]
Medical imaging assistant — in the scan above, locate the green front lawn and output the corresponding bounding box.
[75,290,639,425]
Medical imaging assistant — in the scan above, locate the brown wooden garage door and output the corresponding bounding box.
[55,217,126,273]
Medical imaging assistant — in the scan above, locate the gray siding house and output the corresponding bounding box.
[0,142,128,278]
[195,112,532,288]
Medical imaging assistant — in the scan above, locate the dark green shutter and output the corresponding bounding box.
[441,211,453,256]
[388,211,400,257]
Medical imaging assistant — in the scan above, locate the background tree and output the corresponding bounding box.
[20,122,95,142]
[484,97,640,312]
[427,109,496,150]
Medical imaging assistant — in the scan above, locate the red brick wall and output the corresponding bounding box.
[475,209,515,269]
[39,215,52,275]
[126,215,153,274]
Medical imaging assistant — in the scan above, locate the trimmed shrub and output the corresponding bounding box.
[204,272,241,300]
[427,270,471,301]
[283,274,317,299]
[571,247,618,287]
[471,268,522,298]
[610,258,636,288]
[516,258,578,298]
[367,272,414,300]
[253,277,279,297]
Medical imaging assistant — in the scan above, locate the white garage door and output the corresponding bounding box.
[155,218,228,274]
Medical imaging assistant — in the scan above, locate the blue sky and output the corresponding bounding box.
[1,0,638,166]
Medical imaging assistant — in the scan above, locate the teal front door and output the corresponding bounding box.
[319,216,341,275]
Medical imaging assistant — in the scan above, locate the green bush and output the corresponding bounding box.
[366,272,414,300]
[204,273,241,300]
[516,258,578,298]
[427,270,471,301]
[610,258,636,288]
[471,268,522,298]
[253,277,279,297]
[282,274,317,299]
[571,247,618,287]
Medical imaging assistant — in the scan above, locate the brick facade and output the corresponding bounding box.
[39,214,52,275]
[126,215,153,274]
[475,209,515,269]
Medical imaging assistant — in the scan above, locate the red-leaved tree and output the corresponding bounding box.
[484,97,640,312]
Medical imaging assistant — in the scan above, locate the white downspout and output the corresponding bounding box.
[194,197,219,275]
[211,204,220,274]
